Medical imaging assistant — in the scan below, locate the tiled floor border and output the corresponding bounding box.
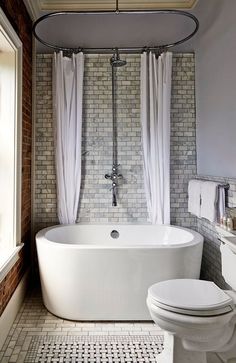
[0,289,163,362]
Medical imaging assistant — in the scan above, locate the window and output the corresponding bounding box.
[0,9,22,280]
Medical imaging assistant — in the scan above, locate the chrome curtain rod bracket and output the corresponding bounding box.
[32,9,199,54]
[115,0,119,14]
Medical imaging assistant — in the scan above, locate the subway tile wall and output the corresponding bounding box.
[196,175,236,288]
[35,55,56,231]
[34,53,197,232]
[33,53,236,289]
[170,55,197,228]
[78,55,147,223]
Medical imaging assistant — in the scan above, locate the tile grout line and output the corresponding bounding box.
[0,289,164,362]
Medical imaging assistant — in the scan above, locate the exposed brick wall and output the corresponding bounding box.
[0,1,32,316]
[0,249,27,316]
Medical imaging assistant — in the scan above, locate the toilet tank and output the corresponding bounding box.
[220,237,236,289]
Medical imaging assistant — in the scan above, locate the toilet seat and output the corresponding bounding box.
[148,279,234,317]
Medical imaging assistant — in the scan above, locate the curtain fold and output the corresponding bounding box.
[53,51,84,224]
[141,51,172,224]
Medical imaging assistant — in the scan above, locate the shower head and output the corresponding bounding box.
[111,58,127,67]
[110,49,127,67]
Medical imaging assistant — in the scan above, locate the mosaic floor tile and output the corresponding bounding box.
[0,289,164,362]
[24,335,164,363]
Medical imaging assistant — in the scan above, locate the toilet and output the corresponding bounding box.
[147,237,236,363]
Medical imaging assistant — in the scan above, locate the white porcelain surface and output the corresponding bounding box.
[147,296,236,363]
[221,243,236,290]
[148,279,234,314]
[221,236,236,253]
[147,233,236,363]
[157,332,207,363]
[43,224,201,246]
[215,224,236,238]
[36,224,203,320]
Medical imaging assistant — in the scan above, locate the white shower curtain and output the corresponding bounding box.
[53,51,84,224]
[140,51,172,224]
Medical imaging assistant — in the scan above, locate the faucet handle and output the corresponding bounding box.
[110,182,117,191]
[112,164,120,172]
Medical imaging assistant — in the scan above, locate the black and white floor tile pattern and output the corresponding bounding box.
[25,335,164,363]
[0,290,164,362]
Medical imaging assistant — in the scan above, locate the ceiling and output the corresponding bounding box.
[24,0,198,20]
[23,0,210,53]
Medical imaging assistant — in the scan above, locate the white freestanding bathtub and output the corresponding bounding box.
[36,224,203,320]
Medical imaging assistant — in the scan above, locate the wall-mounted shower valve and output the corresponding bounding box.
[105,165,123,207]
[105,165,123,182]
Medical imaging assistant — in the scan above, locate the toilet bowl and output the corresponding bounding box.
[147,237,236,363]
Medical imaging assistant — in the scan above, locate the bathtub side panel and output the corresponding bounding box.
[36,240,203,320]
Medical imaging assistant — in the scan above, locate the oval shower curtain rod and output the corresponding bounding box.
[33,6,199,54]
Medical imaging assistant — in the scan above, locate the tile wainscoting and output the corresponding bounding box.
[196,175,236,288]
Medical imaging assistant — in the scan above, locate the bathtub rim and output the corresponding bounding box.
[35,224,203,250]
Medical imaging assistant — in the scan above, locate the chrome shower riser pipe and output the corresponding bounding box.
[105,52,125,206]
[112,66,117,166]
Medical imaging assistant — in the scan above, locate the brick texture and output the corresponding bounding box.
[35,52,235,290]
[34,53,196,230]
[196,175,236,288]
[0,1,32,316]
[170,54,197,228]
[0,289,163,361]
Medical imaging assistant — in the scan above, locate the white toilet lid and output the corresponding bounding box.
[148,279,234,316]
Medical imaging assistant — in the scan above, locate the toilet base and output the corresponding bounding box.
[218,349,236,363]
[158,332,236,363]
[158,332,207,363]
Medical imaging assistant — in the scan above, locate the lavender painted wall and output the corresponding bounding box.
[195,0,236,178]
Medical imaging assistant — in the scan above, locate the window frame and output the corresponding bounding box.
[0,8,23,281]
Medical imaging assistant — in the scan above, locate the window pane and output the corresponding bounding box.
[0,26,17,252]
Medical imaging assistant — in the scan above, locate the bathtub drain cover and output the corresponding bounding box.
[25,335,164,362]
[110,230,119,238]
